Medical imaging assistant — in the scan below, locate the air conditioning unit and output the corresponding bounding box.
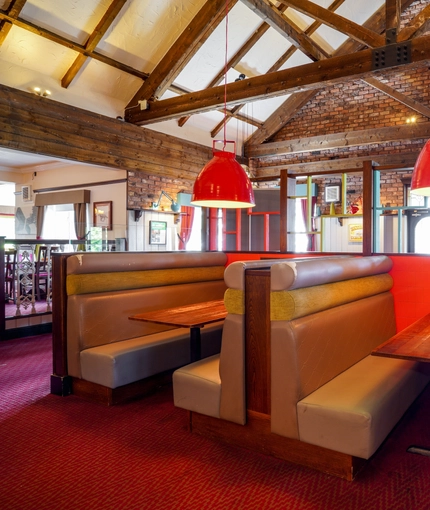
[22,185,33,202]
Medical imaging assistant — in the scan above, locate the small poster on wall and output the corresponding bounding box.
[349,224,363,242]
[149,220,167,245]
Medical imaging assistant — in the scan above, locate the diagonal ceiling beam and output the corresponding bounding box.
[363,76,430,118]
[210,0,345,139]
[0,11,152,80]
[398,4,430,42]
[61,0,128,88]
[244,0,415,148]
[0,0,27,45]
[281,0,385,48]
[240,0,328,61]
[125,0,238,108]
[177,21,271,128]
[124,33,430,125]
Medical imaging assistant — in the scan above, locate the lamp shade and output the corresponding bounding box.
[411,140,430,196]
[191,150,255,208]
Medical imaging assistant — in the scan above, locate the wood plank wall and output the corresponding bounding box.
[0,83,212,182]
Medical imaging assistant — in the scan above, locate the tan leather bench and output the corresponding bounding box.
[62,251,227,404]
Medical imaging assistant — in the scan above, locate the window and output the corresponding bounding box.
[42,204,78,240]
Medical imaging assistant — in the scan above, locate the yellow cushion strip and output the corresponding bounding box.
[224,288,245,315]
[271,273,393,321]
[67,266,225,295]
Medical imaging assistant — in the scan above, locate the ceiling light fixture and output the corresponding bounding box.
[33,87,51,97]
[411,140,430,196]
[191,1,255,209]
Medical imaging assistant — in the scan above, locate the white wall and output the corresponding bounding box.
[128,210,178,251]
[18,162,128,241]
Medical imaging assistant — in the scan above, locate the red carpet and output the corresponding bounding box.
[1,335,430,509]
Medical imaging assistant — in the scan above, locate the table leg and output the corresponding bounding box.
[190,327,201,362]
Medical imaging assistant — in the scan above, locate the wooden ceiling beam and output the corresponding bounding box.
[61,0,128,88]
[213,0,344,139]
[363,76,430,119]
[125,33,430,125]
[281,0,384,48]
[385,0,402,37]
[0,11,153,81]
[247,122,430,158]
[125,0,238,109]
[256,152,420,175]
[0,0,27,45]
[241,0,328,61]
[398,4,430,42]
[178,21,271,127]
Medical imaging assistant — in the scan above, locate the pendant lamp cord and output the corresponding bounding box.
[223,0,228,151]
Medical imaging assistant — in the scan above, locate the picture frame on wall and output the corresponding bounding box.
[93,201,112,230]
[149,220,167,245]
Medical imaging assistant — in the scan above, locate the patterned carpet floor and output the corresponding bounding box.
[1,334,430,509]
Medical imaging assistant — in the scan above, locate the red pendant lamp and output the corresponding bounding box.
[191,1,255,209]
[191,140,255,208]
[411,139,430,196]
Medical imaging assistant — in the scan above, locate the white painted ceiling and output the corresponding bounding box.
[0,0,386,176]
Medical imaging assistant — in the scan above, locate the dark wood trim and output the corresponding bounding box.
[245,269,271,414]
[71,372,173,406]
[51,253,73,378]
[189,410,366,481]
[34,179,127,194]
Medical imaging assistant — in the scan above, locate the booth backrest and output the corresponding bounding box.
[66,252,227,378]
[270,255,396,439]
[218,258,310,424]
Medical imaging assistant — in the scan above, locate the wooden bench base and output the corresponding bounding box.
[189,410,366,481]
[71,371,173,406]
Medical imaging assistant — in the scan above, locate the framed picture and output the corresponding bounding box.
[325,185,340,203]
[349,224,363,242]
[93,201,112,230]
[149,220,167,245]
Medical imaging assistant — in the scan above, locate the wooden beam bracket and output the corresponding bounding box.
[372,40,411,70]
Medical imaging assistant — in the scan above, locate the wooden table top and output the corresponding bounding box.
[372,313,430,363]
[129,299,227,329]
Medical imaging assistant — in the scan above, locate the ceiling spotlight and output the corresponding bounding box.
[406,116,416,124]
[33,87,51,97]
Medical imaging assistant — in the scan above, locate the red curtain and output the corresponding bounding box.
[178,206,195,250]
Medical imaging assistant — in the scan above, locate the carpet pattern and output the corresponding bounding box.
[1,335,430,509]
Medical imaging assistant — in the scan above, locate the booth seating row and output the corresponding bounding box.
[51,251,227,405]
[173,255,430,480]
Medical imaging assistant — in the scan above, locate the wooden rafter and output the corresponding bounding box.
[246,122,430,158]
[0,10,152,81]
[281,0,385,48]
[240,0,329,61]
[211,0,345,139]
[177,21,271,128]
[244,0,415,148]
[363,76,430,119]
[0,0,27,45]
[125,32,430,126]
[125,0,238,109]
[61,0,128,88]
[385,0,402,37]
[398,4,430,42]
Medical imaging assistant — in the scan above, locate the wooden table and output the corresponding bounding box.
[129,299,227,362]
[372,312,430,457]
[372,313,430,362]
